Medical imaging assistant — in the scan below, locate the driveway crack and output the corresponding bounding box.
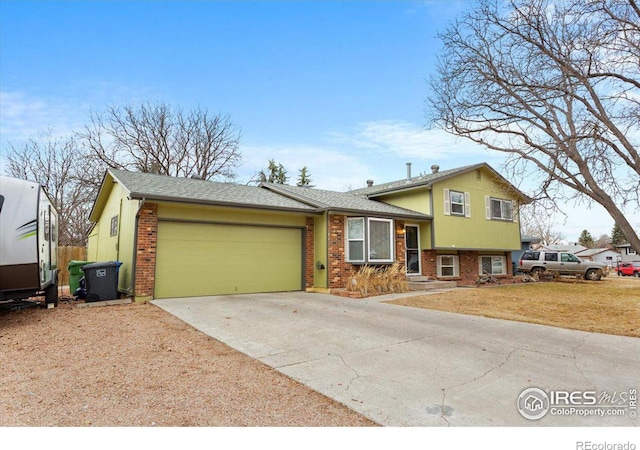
[337,354,360,394]
[441,389,450,426]
[446,345,523,389]
[571,334,593,387]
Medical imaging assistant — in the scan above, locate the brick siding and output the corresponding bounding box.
[134,202,158,299]
[327,214,407,290]
[421,249,514,286]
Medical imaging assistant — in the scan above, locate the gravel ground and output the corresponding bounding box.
[0,297,376,427]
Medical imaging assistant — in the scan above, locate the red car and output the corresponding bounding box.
[617,261,640,277]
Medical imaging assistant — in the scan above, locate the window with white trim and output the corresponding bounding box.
[479,255,507,275]
[437,255,459,277]
[443,189,471,218]
[485,197,515,221]
[450,190,465,215]
[368,218,393,262]
[346,218,365,262]
[346,217,394,263]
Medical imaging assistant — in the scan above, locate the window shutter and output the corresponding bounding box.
[453,256,460,277]
[485,196,491,220]
[512,201,518,223]
[443,189,450,215]
[464,192,471,218]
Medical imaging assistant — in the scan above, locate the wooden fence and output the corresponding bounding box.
[57,246,87,287]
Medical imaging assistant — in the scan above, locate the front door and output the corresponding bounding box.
[405,225,420,275]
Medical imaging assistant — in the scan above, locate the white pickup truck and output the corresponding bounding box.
[518,250,608,281]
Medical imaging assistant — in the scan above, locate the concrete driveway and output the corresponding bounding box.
[153,291,639,426]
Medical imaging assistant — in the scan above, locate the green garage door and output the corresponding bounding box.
[155,221,303,299]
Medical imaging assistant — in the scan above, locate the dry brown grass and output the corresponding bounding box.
[386,276,640,337]
[347,262,408,297]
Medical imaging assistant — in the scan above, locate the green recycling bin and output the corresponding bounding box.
[68,260,94,294]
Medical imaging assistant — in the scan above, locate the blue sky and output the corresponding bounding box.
[1,0,636,240]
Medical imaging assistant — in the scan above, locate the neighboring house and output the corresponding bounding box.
[540,243,587,253]
[87,162,530,301]
[574,248,620,269]
[512,236,542,273]
[614,244,639,263]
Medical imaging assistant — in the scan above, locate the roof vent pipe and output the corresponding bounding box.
[366,179,374,187]
[406,162,412,180]
[431,164,440,174]
[191,174,203,180]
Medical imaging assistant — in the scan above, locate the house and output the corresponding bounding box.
[574,248,620,269]
[87,162,530,301]
[512,236,542,273]
[614,244,639,263]
[540,243,587,253]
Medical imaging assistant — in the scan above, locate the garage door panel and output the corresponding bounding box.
[155,222,303,298]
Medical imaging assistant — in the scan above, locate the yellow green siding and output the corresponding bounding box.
[418,223,433,250]
[86,181,138,293]
[86,228,98,262]
[373,188,433,249]
[158,203,307,227]
[376,188,431,215]
[432,168,521,250]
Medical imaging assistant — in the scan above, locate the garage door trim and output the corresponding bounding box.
[155,218,307,297]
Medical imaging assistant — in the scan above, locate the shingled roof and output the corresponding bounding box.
[350,162,531,202]
[90,169,431,221]
[260,183,430,220]
[350,164,479,197]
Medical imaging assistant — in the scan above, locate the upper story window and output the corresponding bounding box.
[443,189,471,218]
[485,196,516,222]
[450,191,465,215]
[346,217,394,264]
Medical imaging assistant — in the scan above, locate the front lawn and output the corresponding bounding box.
[386,277,639,337]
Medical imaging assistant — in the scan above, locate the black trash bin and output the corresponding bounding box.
[82,261,122,302]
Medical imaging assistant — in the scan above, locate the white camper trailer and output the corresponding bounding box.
[0,175,59,307]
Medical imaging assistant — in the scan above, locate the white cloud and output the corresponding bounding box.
[238,119,508,192]
[239,143,372,191]
[328,119,493,162]
[0,91,86,144]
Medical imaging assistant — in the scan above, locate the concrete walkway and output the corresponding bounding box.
[153,291,639,426]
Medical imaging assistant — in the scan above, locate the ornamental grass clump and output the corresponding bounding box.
[347,262,409,297]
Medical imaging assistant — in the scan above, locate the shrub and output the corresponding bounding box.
[347,262,409,297]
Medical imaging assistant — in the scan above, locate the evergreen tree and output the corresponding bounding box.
[296,166,314,187]
[578,230,594,248]
[610,223,627,246]
[258,159,289,184]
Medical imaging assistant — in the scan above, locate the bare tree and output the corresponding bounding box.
[595,234,611,248]
[5,130,97,246]
[428,0,640,252]
[519,204,565,245]
[79,102,242,181]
